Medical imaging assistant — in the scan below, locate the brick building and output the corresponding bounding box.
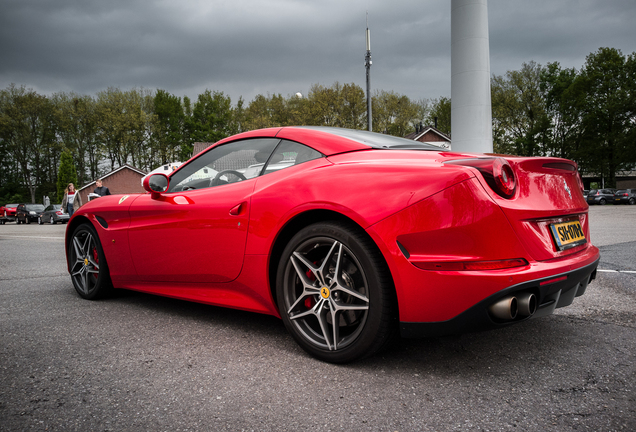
[404,124,451,150]
[78,165,147,205]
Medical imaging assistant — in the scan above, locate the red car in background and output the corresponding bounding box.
[1,203,19,223]
[65,127,600,363]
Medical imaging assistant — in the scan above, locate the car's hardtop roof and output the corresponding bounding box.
[216,126,443,156]
[292,126,442,150]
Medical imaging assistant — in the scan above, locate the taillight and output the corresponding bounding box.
[56,211,64,215]
[445,157,517,199]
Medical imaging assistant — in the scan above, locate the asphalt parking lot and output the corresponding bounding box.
[1,205,634,431]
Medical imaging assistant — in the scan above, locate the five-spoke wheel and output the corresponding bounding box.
[276,222,395,363]
[69,223,112,299]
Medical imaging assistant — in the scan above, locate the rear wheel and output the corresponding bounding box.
[68,223,113,299]
[51,216,56,225]
[599,198,606,205]
[25,217,30,224]
[276,221,396,363]
[629,198,635,205]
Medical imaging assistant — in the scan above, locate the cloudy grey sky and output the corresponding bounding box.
[1,0,635,104]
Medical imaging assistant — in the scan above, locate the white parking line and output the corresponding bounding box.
[598,269,636,274]
[0,235,64,240]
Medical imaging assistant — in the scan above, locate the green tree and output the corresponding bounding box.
[52,92,98,186]
[491,61,550,156]
[96,87,152,171]
[57,150,77,201]
[153,89,185,166]
[539,62,580,159]
[372,90,421,136]
[426,97,451,135]
[190,90,233,143]
[571,47,636,187]
[0,84,57,203]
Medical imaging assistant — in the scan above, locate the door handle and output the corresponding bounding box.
[229,202,245,216]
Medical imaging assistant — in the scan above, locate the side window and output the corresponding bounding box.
[262,140,323,175]
[167,138,280,192]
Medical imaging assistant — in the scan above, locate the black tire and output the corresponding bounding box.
[51,216,56,225]
[38,217,43,225]
[599,198,606,205]
[629,198,635,205]
[16,217,20,224]
[68,223,113,299]
[276,221,396,363]
[25,217,30,224]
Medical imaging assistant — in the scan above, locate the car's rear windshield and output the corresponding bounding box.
[295,126,442,150]
[589,190,598,194]
[26,204,45,211]
[616,190,627,194]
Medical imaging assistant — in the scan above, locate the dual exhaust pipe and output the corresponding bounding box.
[489,292,537,321]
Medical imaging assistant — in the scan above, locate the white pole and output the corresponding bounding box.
[451,0,493,153]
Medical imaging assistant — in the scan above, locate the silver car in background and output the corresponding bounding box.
[38,204,70,224]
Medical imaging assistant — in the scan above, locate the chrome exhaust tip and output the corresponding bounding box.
[517,292,537,317]
[489,296,518,320]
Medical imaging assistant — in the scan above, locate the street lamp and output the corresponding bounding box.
[365,13,372,132]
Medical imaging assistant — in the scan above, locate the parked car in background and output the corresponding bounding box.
[16,203,46,224]
[583,190,589,198]
[2,203,19,221]
[613,189,636,205]
[38,204,70,224]
[586,189,616,205]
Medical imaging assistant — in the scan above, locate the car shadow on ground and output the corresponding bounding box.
[78,286,607,372]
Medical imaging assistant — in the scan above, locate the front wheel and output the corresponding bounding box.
[276,221,396,363]
[68,223,113,299]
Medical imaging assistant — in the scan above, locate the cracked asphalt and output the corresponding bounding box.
[0,205,634,431]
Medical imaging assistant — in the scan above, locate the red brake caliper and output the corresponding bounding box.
[92,247,99,279]
[304,266,317,309]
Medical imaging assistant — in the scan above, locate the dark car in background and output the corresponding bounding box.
[586,189,616,205]
[16,203,46,224]
[613,189,636,205]
[38,204,70,224]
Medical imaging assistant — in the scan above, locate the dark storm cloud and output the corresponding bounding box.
[1,0,635,103]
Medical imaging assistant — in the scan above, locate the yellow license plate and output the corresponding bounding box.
[549,220,587,251]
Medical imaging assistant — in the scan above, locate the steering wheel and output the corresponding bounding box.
[211,170,247,186]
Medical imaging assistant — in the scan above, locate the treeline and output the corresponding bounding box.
[491,47,636,188]
[1,47,634,204]
[0,83,431,203]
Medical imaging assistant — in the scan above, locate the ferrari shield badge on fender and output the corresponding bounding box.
[563,179,572,199]
[118,195,130,204]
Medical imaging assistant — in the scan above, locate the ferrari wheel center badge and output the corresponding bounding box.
[84,258,89,266]
[320,287,330,299]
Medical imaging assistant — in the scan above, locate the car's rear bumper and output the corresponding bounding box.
[400,257,599,338]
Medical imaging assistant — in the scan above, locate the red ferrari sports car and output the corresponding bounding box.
[65,126,599,363]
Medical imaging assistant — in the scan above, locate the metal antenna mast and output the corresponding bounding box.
[365,13,372,132]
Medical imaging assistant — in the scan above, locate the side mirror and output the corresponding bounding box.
[143,173,169,198]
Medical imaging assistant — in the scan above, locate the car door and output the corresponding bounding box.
[127,138,280,284]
